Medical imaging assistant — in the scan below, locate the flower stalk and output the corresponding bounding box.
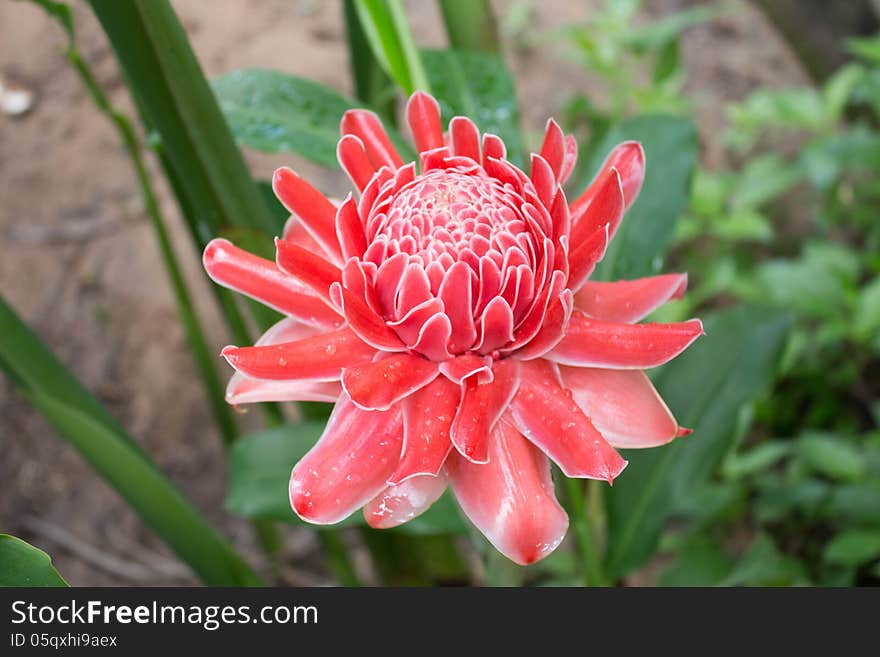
[563,477,607,586]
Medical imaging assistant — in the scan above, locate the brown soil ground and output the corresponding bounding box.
[0,0,808,586]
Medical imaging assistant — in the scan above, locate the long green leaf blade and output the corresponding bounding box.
[354,0,430,95]
[604,306,791,579]
[87,0,276,242]
[0,298,263,586]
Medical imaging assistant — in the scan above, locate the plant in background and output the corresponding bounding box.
[555,0,717,147]
[648,32,880,585]
[205,90,702,564]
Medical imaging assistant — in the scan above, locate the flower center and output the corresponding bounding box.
[378,170,531,272]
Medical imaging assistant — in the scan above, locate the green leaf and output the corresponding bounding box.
[798,433,866,482]
[657,538,734,586]
[753,259,847,319]
[213,70,413,167]
[823,529,880,566]
[713,209,774,243]
[353,0,429,95]
[585,115,698,281]
[0,298,262,586]
[87,0,276,243]
[212,71,359,166]
[0,535,68,587]
[729,153,802,210]
[847,34,880,65]
[226,422,330,524]
[854,276,880,342]
[755,479,829,524]
[822,484,880,527]
[421,48,523,166]
[227,423,468,534]
[723,440,793,480]
[604,305,790,579]
[822,63,864,123]
[720,534,807,586]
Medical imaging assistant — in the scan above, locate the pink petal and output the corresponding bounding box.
[227,375,341,404]
[329,282,405,351]
[290,396,403,524]
[225,318,342,403]
[335,195,368,260]
[508,360,627,482]
[282,215,325,253]
[570,141,645,216]
[396,263,433,317]
[447,419,569,565]
[560,366,683,448]
[388,298,445,346]
[407,91,444,154]
[341,352,439,411]
[374,251,409,316]
[549,312,704,369]
[272,167,343,265]
[275,237,341,306]
[337,134,376,191]
[410,312,454,361]
[539,118,565,180]
[202,238,341,327]
[450,116,481,161]
[222,328,376,381]
[559,134,578,186]
[476,296,515,353]
[481,133,506,165]
[514,289,573,360]
[530,153,556,210]
[575,273,688,323]
[439,261,478,353]
[450,358,520,463]
[364,473,448,529]
[566,223,610,292]
[341,109,404,170]
[569,167,624,256]
[389,376,459,484]
[507,270,566,351]
[419,145,451,171]
[438,353,493,385]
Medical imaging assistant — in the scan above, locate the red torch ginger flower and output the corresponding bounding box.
[204,91,702,565]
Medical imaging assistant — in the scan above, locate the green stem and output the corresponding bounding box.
[437,0,501,54]
[563,477,607,587]
[385,0,430,92]
[48,0,287,569]
[58,31,238,448]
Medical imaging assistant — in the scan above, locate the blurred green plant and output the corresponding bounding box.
[555,0,718,147]
[662,32,880,586]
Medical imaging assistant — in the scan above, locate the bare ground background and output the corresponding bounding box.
[0,0,808,585]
